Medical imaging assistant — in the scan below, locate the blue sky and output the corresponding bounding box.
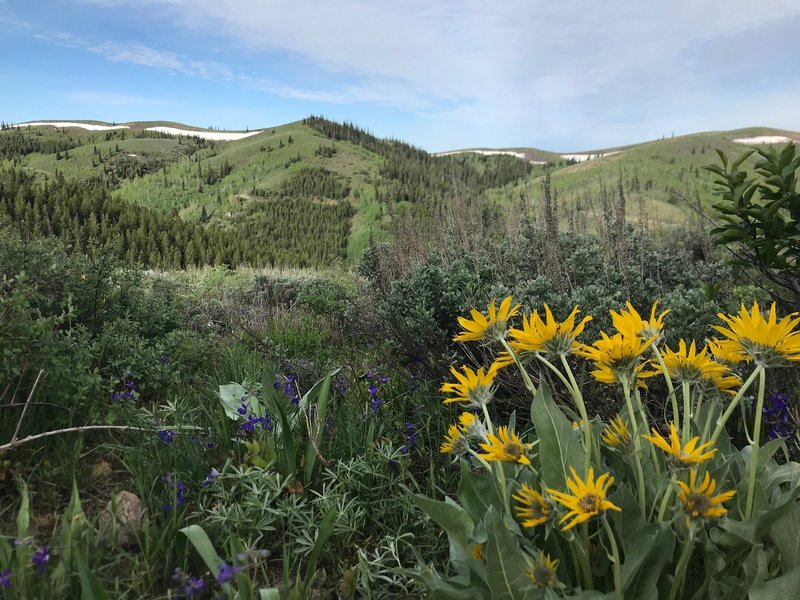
[1,0,799,152]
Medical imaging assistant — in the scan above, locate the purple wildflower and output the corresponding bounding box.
[202,468,220,488]
[182,576,206,597]
[378,374,389,384]
[237,403,249,415]
[764,391,794,440]
[0,567,10,589]
[370,398,382,412]
[216,562,245,584]
[163,475,188,511]
[31,547,49,576]
[159,430,174,444]
[159,355,169,366]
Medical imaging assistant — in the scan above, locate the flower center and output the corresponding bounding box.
[685,492,711,517]
[532,565,555,587]
[578,493,600,513]
[504,443,522,460]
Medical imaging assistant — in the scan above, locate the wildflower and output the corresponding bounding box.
[440,424,470,456]
[237,403,249,415]
[659,340,740,395]
[677,469,736,519]
[643,422,717,467]
[182,576,206,597]
[201,468,220,488]
[399,422,419,454]
[370,398,382,412]
[574,331,658,386]
[241,414,262,433]
[216,562,245,584]
[601,416,632,449]
[163,475,188,511]
[477,426,533,466]
[712,302,800,367]
[508,305,591,357]
[441,364,498,408]
[458,412,487,440]
[512,483,552,527]
[378,374,389,384]
[80,274,87,282]
[158,429,174,444]
[0,567,10,589]
[763,391,795,440]
[547,467,621,531]
[31,546,49,576]
[527,552,559,588]
[611,300,669,341]
[471,543,485,560]
[159,354,169,366]
[454,295,521,343]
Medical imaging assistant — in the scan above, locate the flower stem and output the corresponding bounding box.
[622,378,646,513]
[652,346,679,429]
[580,523,594,590]
[657,475,676,522]
[710,366,763,444]
[560,353,594,473]
[745,367,767,519]
[602,518,622,600]
[682,381,692,441]
[636,387,661,478]
[500,338,537,397]
[668,524,696,600]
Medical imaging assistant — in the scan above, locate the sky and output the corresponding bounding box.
[1,0,800,152]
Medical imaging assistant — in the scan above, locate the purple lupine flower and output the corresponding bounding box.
[216,562,245,584]
[0,567,10,589]
[31,547,49,576]
[159,430,174,444]
[378,374,389,384]
[367,385,379,397]
[182,576,206,597]
[764,391,794,440]
[163,475,188,511]
[202,468,220,488]
[241,414,261,433]
[365,371,374,380]
[370,398,382,412]
[237,403,249,415]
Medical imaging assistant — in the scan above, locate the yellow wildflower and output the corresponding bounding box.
[454,295,521,343]
[677,469,736,519]
[508,305,592,357]
[477,426,533,466]
[512,483,552,528]
[601,416,632,449]
[440,424,470,456]
[441,364,498,407]
[526,552,559,588]
[574,331,657,386]
[547,467,621,531]
[611,300,669,341]
[643,422,717,466]
[712,302,800,366]
[659,339,740,395]
[471,543,485,560]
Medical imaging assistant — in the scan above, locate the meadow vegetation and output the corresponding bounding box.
[0,120,798,598]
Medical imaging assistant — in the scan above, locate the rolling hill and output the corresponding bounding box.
[1,119,797,268]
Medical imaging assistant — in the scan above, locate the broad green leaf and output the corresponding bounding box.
[413,494,473,553]
[178,525,224,574]
[16,477,30,539]
[484,508,539,600]
[76,554,111,600]
[621,524,675,599]
[258,590,281,600]
[748,566,800,599]
[458,459,501,523]
[530,383,584,489]
[218,383,248,420]
[768,501,800,568]
[301,506,337,597]
[396,564,483,600]
[303,367,340,485]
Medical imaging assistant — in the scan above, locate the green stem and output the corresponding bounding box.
[602,518,622,600]
[469,448,512,517]
[745,367,767,519]
[636,387,662,478]
[560,353,594,473]
[481,403,495,436]
[668,525,696,600]
[622,378,647,513]
[700,398,715,445]
[537,354,575,396]
[581,523,595,591]
[652,345,679,430]
[710,365,763,444]
[682,381,692,441]
[500,338,537,397]
[657,475,676,522]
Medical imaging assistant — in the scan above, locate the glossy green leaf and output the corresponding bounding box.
[530,383,584,488]
[748,566,800,599]
[484,508,539,600]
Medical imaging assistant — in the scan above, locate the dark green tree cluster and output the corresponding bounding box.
[0,128,81,160]
[0,168,351,269]
[263,166,351,200]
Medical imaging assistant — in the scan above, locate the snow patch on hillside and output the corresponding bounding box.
[560,151,620,162]
[18,121,129,131]
[733,135,794,145]
[145,126,262,141]
[435,149,547,164]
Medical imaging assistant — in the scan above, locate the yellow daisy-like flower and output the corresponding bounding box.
[601,416,632,449]
[546,467,621,531]
[471,543,485,561]
[611,300,670,341]
[458,412,487,440]
[643,422,717,466]
[440,424,470,456]
[574,331,658,385]
[454,295,521,343]
[712,302,800,367]
[440,364,498,407]
[677,469,736,519]
[512,483,552,528]
[477,426,533,466]
[659,340,741,395]
[508,305,592,357]
[527,552,559,588]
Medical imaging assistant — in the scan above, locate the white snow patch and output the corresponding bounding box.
[126,153,138,157]
[733,135,794,145]
[17,121,129,131]
[560,150,620,162]
[145,126,262,141]
[435,149,547,164]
